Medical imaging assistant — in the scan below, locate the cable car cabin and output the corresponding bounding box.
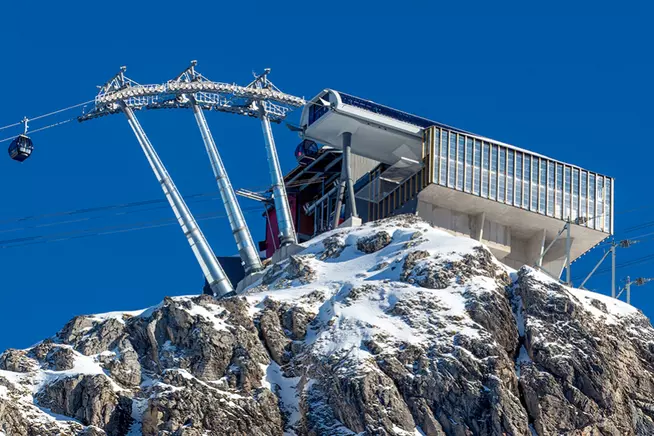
[8,135,34,162]
[294,139,319,166]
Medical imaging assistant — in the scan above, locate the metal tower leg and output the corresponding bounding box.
[611,243,616,298]
[191,103,263,274]
[259,113,297,246]
[343,132,358,219]
[565,220,571,285]
[332,179,346,229]
[121,104,233,297]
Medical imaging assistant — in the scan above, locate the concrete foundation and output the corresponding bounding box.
[271,243,305,264]
[235,271,266,293]
[339,216,362,228]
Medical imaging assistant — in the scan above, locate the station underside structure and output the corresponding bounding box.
[298,89,613,278]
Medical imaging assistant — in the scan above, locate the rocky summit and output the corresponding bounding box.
[1,215,653,436]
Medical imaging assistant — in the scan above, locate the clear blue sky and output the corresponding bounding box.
[0,0,651,351]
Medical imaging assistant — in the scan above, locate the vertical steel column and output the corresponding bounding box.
[259,110,297,246]
[626,276,631,305]
[343,132,358,219]
[611,243,616,298]
[121,104,233,297]
[190,103,263,274]
[332,179,346,229]
[565,220,572,285]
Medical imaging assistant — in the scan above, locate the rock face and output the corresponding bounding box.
[1,215,653,435]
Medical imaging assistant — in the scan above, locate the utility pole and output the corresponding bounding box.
[579,238,638,298]
[622,276,653,305]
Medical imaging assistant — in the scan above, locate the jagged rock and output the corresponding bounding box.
[259,301,292,365]
[515,267,654,435]
[35,374,132,435]
[58,316,126,356]
[141,369,283,436]
[286,255,316,283]
[103,338,141,388]
[356,230,392,254]
[3,216,654,436]
[320,234,346,259]
[0,349,37,373]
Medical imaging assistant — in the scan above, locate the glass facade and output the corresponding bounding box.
[427,126,613,233]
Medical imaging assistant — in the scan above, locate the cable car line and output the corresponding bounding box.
[0,118,77,144]
[0,193,223,235]
[0,206,263,250]
[0,190,221,227]
[572,253,654,281]
[0,99,95,132]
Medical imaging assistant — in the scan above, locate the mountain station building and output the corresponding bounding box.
[259,90,613,280]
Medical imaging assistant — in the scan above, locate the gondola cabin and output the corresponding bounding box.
[294,139,319,166]
[8,135,34,162]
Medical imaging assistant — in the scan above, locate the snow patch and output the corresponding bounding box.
[262,362,301,432]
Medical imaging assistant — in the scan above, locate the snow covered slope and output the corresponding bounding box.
[1,215,653,436]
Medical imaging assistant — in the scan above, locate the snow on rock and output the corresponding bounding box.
[1,214,654,436]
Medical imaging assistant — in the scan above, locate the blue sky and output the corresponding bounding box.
[0,0,651,351]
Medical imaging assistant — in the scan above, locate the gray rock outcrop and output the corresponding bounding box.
[1,215,653,435]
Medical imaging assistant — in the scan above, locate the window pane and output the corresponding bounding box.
[564,166,571,220]
[547,162,555,216]
[580,171,588,226]
[473,139,481,194]
[596,176,604,230]
[439,131,447,185]
[465,137,473,193]
[572,168,579,222]
[507,150,514,205]
[448,133,456,187]
[555,164,563,218]
[539,161,546,214]
[490,145,498,200]
[605,178,612,232]
[456,135,464,190]
[589,173,596,229]
[523,155,531,209]
[482,142,490,197]
[432,128,440,182]
[515,153,523,206]
[531,159,539,211]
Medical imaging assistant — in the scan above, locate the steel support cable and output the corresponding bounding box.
[0,99,95,133]
[0,176,319,234]
[0,192,224,235]
[0,191,222,226]
[0,206,263,250]
[0,118,77,143]
[572,253,654,281]
[0,176,321,232]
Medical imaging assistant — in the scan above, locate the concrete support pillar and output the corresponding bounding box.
[343,132,358,219]
[526,229,547,265]
[473,212,486,242]
[333,132,357,227]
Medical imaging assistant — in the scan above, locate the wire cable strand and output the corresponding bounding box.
[0,99,95,132]
[0,206,263,250]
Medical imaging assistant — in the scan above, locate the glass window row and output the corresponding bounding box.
[428,128,612,233]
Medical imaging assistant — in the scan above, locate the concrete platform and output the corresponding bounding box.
[271,243,305,265]
[235,271,266,293]
[338,216,362,228]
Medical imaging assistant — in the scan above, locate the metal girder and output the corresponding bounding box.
[78,66,305,123]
